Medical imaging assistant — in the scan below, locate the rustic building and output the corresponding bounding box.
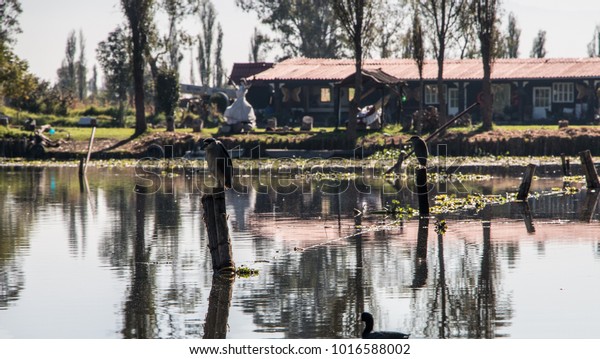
[231,57,600,127]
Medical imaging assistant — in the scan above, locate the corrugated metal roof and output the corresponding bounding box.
[229,62,274,85]
[252,57,600,82]
[338,68,404,86]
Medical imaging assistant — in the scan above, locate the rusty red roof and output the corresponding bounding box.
[229,62,274,85]
[252,57,600,82]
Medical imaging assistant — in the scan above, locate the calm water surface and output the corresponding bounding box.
[0,166,599,338]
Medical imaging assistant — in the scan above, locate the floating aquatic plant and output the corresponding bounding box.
[390,200,419,219]
[434,219,448,235]
[235,265,259,278]
[563,175,585,183]
[431,193,515,214]
[427,172,492,182]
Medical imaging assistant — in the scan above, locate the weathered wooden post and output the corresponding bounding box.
[201,138,235,274]
[416,167,429,216]
[83,119,97,174]
[78,157,85,178]
[579,150,600,189]
[560,153,571,176]
[202,192,235,273]
[516,164,536,201]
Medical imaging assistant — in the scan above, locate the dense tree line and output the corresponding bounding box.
[0,0,75,115]
[3,0,600,133]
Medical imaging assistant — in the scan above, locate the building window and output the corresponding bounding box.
[320,88,331,103]
[447,88,459,110]
[424,85,439,104]
[534,87,551,108]
[552,82,574,103]
[348,88,355,102]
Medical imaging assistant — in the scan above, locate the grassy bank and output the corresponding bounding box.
[2,105,600,159]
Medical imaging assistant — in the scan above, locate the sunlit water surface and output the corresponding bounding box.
[0,166,599,338]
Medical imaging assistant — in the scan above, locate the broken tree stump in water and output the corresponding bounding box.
[416,167,429,216]
[579,150,600,189]
[516,164,536,201]
[201,191,235,274]
[560,153,571,176]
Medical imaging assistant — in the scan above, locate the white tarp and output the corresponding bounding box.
[224,85,256,127]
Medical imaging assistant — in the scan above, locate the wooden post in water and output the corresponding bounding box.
[579,150,600,189]
[560,153,571,176]
[516,164,536,201]
[202,191,235,274]
[84,120,97,174]
[416,167,429,216]
[78,157,85,177]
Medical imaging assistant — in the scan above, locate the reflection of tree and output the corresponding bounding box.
[7,169,588,338]
[122,192,156,338]
[409,214,513,338]
[352,210,364,338]
[435,228,448,338]
[237,246,360,338]
[233,183,377,339]
[475,220,495,338]
[580,189,600,223]
[0,168,46,309]
[412,218,429,289]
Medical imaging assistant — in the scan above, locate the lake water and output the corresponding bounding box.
[0,164,599,339]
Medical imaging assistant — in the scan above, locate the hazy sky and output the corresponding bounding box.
[13,0,600,85]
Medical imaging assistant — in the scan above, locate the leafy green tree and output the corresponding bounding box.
[198,0,216,86]
[88,65,98,100]
[419,0,466,128]
[57,30,77,95]
[0,0,22,46]
[163,0,184,72]
[530,29,547,58]
[155,67,179,118]
[236,0,342,58]
[121,0,153,135]
[249,27,271,63]
[97,26,131,126]
[473,0,501,131]
[214,24,224,87]
[189,48,195,84]
[0,42,33,102]
[587,24,600,57]
[333,0,377,145]
[1,42,70,116]
[412,8,425,133]
[194,0,224,87]
[77,29,87,101]
[505,12,520,58]
[372,0,408,58]
[454,2,478,59]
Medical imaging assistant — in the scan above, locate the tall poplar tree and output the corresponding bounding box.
[121,0,153,135]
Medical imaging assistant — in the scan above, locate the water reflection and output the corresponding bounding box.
[203,275,234,339]
[0,166,599,338]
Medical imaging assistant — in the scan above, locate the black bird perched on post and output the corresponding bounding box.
[360,312,410,339]
[407,135,428,167]
[200,138,232,189]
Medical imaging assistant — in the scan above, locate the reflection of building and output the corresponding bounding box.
[232,57,600,125]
